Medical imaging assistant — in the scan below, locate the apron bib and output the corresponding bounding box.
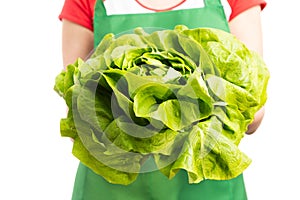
[94,0,230,46]
[72,0,247,199]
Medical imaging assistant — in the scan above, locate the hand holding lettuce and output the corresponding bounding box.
[54,25,269,185]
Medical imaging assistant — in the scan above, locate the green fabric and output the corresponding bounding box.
[72,163,247,200]
[71,0,248,199]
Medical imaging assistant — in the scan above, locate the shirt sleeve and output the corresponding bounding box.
[58,0,96,31]
[228,0,267,21]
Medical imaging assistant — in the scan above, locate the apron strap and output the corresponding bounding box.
[204,0,223,7]
[95,0,107,16]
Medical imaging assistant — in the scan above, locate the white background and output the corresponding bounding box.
[0,1,299,199]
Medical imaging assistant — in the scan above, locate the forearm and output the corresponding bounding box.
[228,5,266,134]
[246,107,265,134]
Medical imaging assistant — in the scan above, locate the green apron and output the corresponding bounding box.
[72,0,248,199]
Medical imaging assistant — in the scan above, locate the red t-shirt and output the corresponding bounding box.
[59,0,266,31]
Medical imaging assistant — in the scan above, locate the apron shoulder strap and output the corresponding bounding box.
[94,0,107,16]
[204,0,223,7]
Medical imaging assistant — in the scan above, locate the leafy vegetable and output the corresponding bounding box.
[54,25,269,185]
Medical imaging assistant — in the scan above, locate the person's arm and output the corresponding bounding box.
[62,19,94,67]
[61,19,94,142]
[228,5,265,134]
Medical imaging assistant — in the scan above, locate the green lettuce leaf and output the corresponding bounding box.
[54,25,269,185]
